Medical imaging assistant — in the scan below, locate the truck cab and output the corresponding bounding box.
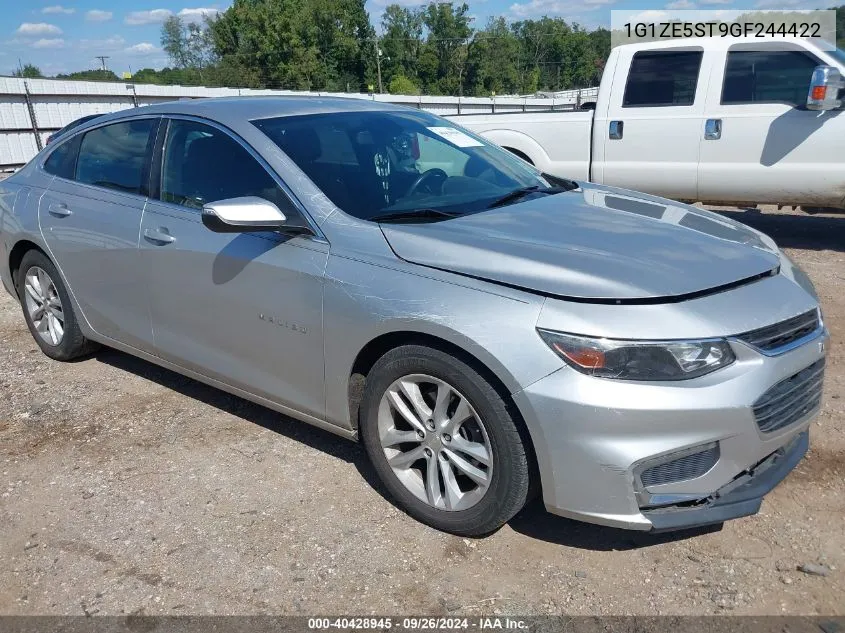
[458,37,845,209]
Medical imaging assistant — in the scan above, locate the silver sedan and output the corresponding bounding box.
[0,97,827,535]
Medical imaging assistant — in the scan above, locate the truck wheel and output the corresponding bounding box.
[359,345,532,536]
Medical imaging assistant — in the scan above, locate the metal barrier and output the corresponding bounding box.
[0,76,598,169]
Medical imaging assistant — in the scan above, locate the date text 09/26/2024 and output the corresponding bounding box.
[307,617,529,630]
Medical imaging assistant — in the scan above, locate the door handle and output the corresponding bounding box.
[704,119,722,140]
[143,227,175,245]
[47,202,72,217]
[609,120,624,140]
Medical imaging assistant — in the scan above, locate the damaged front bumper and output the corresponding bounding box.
[643,431,808,532]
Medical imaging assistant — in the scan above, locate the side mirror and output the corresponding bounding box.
[202,196,288,233]
[806,65,843,111]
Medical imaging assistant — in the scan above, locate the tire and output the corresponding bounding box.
[16,249,96,361]
[359,344,532,536]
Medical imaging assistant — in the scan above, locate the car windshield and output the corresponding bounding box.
[252,110,549,221]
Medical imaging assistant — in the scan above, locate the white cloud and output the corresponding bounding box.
[623,9,669,23]
[86,10,114,22]
[42,5,75,14]
[666,0,695,8]
[125,9,173,25]
[509,0,617,17]
[126,42,160,55]
[32,38,66,49]
[16,23,63,36]
[178,7,222,23]
[698,0,732,4]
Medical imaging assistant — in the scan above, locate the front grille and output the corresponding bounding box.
[736,309,820,353]
[753,359,825,433]
[640,444,720,488]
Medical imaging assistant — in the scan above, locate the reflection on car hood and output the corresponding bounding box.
[380,184,781,301]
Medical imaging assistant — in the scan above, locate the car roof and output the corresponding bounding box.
[96,95,408,128]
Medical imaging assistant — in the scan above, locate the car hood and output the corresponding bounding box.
[380,184,781,301]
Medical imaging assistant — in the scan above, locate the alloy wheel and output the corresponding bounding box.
[23,266,65,346]
[377,374,493,511]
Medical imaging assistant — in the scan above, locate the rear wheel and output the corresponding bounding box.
[359,345,531,536]
[17,250,96,361]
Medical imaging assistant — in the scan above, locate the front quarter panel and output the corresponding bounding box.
[321,219,557,430]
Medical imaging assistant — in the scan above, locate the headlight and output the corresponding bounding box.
[537,329,736,381]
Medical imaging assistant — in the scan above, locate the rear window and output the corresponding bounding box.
[75,119,156,195]
[43,135,80,179]
[722,49,820,106]
[623,50,703,107]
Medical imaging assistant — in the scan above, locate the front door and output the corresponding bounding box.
[140,117,328,420]
[38,117,160,351]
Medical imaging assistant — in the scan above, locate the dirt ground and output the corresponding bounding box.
[0,206,843,616]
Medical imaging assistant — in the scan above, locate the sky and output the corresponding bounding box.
[0,0,836,76]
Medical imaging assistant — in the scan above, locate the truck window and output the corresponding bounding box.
[722,50,819,106]
[622,50,703,108]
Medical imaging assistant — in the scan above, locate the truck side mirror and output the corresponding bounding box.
[806,65,843,111]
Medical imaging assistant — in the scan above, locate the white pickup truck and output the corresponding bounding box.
[454,37,845,209]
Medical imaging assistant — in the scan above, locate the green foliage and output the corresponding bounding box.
[60,0,838,95]
[12,64,43,78]
[161,15,217,71]
[388,74,419,94]
[55,69,120,82]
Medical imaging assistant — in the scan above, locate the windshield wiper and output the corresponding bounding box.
[370,208,461,223]
[486,185,570,209]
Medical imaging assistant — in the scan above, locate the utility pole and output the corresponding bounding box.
[374,37,384,94]
[95,56,110,71]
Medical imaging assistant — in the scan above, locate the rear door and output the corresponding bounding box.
[596,46,706,201]
[697,43,842,207]
[39,117,160,351]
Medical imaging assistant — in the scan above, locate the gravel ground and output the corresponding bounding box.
[0,206,843,616]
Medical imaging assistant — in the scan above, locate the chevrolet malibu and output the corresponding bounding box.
[0,97,828,536]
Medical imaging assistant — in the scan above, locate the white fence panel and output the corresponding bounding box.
[0,76,597,168]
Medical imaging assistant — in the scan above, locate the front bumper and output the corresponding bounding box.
[514,327,827,531]
[644,430,807,532]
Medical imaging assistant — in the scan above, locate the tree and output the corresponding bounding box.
[466,18,520,96]
[55,69,119,82]
[208,0,374,91]
[422,2,473,95]
[13,64,43,79]
[381,5,424,86]
[161,15,216,72]
[388,74,419,94]
[140,0,619,95]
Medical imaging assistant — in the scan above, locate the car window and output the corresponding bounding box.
[623,50,703,107]
[722,49,820,106]
[252,110,543,221]
[161,119,290,211]
[75,119,156,195]
[43,135,81,179]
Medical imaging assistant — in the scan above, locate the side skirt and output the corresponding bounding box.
[85,332,359,442]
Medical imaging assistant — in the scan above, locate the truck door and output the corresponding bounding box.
[595,46,706,201]
[697,43,842,208]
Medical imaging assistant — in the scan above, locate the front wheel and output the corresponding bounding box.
[359,345,532,536]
